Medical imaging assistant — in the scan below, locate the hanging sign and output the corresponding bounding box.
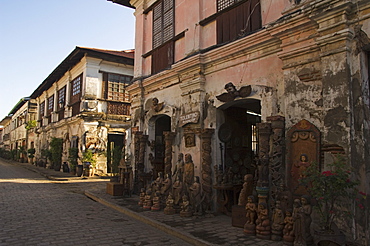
[179,111,200,127]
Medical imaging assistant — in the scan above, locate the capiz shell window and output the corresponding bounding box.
[107,73,132,102]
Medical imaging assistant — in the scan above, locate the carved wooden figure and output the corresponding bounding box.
[271,200,285,241]
[164,193,176,215]
[283,209,294,244]
[238,174,254,206]
[256,202,271,240]
[180,194,193,217]
[244,195,257,235]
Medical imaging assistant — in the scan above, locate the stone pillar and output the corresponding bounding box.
[163,131,175,176]
[199,128,214,213]
[133,131,148,193]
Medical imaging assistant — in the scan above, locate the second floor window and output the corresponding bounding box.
[153,0,174,49]
[103,73,132,102]
[57,86,66,109]
[70,74,82,104]
[39,101,45,118]
[216,0,261,44]
[47,95,54,116]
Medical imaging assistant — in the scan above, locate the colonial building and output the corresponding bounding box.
[113,0,369,243]
[29,47,134,174]
[0,98,37,161]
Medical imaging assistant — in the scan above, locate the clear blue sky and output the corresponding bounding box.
[0,0,135,121]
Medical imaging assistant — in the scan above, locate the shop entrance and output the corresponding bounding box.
[107,133,125,174]
[152,115,171,178]
[217,99,261,211]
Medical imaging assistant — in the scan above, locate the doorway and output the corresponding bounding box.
[152,115,171,177]
[107,133,125,173]
[218,99,261,182]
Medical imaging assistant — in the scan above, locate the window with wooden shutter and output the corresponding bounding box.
[216,0,261,44]
[57,86,66,121]
[153,0,174,49]
[70,74,83,117]
[151,0,175,74]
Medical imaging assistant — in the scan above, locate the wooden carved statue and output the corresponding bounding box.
[172,153,184,182]
[183,153,194,192]
[244,195,257,235]
[172,176,183,206]
[161,173,172,199]
[238,174,254,206]
[164,193,176,215]
[138,188,146,207]
[189,176,202,215]
[180,194,193,217]
[271,200,285,241]
[283,209,294,244]
[151,191,162,211]
[256,202,271,239]
[216,82,251,102]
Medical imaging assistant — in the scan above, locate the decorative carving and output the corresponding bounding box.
[216,82,251,102]
[267,116,285,213]
[287,119,320,197]
[184,132,196,147]
[163,131,175,176]
[151,97,164,112]
[256,123,271,188]
[199,129,214,213]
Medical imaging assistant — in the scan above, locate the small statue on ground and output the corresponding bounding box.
[238,174,254,206]
[138,188,146,207]
[256,202,271,239]
[271,200,285,241]
[161,173,172,199]
[244,195,257,235]
[293,198,304,246]
[143,189,153,211]
[172,153,184,182]
[283,209,294,244]
[189,176,202,215]
[164,193,176,215]
[152,172,164,193]
[151,191,162,211]
[180,194,193,217]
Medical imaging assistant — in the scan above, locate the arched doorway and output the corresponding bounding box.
[151,115,171,178]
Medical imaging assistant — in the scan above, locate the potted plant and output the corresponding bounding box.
[68,147,79,175]
[27,148,36,164]
[110,145,122,182]
[81,149,97,176]
[49,137,63,171]
[299,156,359,244]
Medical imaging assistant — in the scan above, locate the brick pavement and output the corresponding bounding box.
[0,159,192,246]
[6,159,284,246]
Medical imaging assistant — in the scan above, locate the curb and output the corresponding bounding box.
[85,190,212,246]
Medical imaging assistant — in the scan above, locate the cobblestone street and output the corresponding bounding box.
[0,159,192,246]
